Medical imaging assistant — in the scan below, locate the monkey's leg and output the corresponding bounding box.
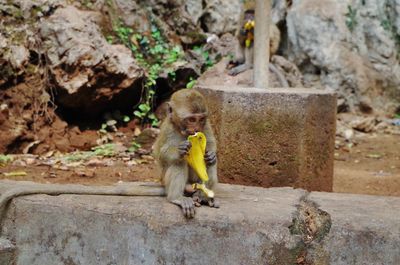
[191,164,220,208]
[269,63,289,88]
[229,46,253,76]
[164,163,196,218]
[228,63,252,76]
[205,164,220,208]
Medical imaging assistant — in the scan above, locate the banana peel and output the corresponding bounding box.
[244,20,255,31]
[185,132,215,198]
[244,20,255,48]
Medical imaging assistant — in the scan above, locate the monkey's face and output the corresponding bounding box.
[244,11,254,25]
[180,113,207,136]
[168,89,209,137]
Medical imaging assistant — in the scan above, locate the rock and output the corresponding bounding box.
[359,96,374,114]
[351,117,378,133]
[199,0,241,35]
[113,0,203,45]
[39,6,144,117]
[286,0,400,112]
[135,128,160,149]
[272,0,290,24]
[69,130,98,151]
[85,158,107,167]
[7,45,29,69]
[72,168,96,178]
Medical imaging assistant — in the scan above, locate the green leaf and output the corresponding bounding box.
[186,79,196,89]
[134,110,144,118]
[138,104,150,112]
[148,113,157,120]
[123,116,130,122]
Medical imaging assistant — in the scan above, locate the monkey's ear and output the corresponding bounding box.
[166,102,173,114]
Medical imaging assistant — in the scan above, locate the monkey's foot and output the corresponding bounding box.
[192,190,220,208]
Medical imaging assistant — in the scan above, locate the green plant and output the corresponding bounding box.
[92,143,116,157]
[128,142,142,152]
[106,35,114,44]
[0,154,13,166]
[186,77,196,89]
[192,45,215,69]
[63,151,94,162]
[345,5,358,32]
[113,19,184,127]
[98,123,108,135]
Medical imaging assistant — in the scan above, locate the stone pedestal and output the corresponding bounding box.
[197,86,336,191]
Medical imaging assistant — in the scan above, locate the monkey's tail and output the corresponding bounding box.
[0,182,165,231]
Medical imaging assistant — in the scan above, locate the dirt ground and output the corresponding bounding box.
[333,133,400,196]
[1,131,399,197]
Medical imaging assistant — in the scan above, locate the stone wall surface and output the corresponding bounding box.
[1,180,399,265]
[197,86,336,192]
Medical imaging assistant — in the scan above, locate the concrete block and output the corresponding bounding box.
[1,180,399,265]
[2,183,305,265]
[0,238,16,265]
[196,86,336,191]
[309,192,400,264]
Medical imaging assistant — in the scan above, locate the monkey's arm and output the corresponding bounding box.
[199,122,219,208]
[164,163,196,218]
[156,123,187,166]
[0,182,165,228]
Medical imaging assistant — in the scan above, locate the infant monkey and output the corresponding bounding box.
[153,89,219,218]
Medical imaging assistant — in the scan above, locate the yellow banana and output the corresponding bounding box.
[185,132,215,198]
[186,132,208,182]
[192,183,215,199]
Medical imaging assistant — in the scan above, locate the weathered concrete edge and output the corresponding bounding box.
[1,181,399,264]
[0,237,16,265]
[196,85,336,96]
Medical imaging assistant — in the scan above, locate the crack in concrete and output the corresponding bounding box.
[288,192,332,265]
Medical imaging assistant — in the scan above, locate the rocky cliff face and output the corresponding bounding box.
[0,0,399,153]
[286,0,400,112]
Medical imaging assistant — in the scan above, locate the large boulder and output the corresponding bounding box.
[196,0,241,35]
[39,6,145,116]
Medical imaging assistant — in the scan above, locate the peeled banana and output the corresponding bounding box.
[185,132,215,198]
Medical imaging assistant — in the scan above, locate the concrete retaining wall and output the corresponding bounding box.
[1,180,399,265]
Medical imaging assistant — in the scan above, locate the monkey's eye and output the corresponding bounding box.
[199,117,205,123]
[188,117,197,123]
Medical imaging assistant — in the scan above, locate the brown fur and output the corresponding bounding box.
[229,4,282,77]
[153,89,218,218]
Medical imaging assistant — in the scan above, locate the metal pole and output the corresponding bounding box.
[253,0,270,88]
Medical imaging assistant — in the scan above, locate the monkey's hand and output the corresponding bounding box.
[204,150,217,165]
[171,197,196,218]
[178,140,192,157]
